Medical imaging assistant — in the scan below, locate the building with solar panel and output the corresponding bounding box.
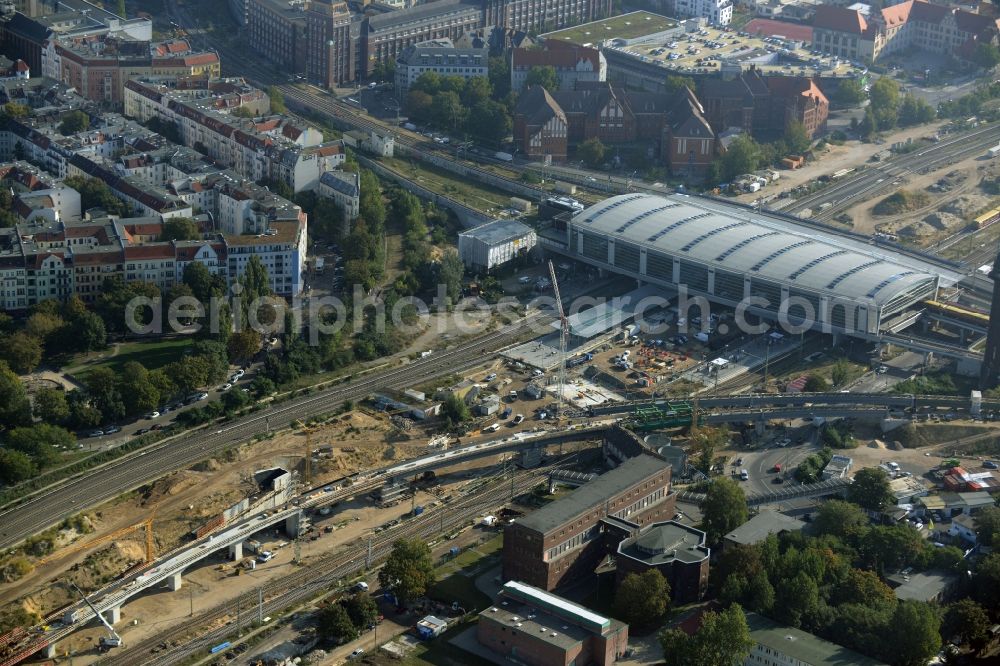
[552,193,954,338]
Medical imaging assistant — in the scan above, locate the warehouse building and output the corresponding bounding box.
[552,193,953,338]
[458,218,537,270]
[502,453,675,590]
[477,581,629,666]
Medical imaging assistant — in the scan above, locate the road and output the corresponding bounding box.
[0,315,547,550]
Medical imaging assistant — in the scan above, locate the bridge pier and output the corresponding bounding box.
[103,606,121,625]
[167,572,183,591]
[229,541,243,561]
[285,511,302,538]
[44,643,56,658]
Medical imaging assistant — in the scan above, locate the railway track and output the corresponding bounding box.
[97,466,551,666]
[0,313,548,550]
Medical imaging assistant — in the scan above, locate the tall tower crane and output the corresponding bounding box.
[38,506,158,566]
[548,260,568,426]
[71,583,122,650]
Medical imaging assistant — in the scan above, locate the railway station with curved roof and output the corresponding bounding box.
[558,193,954,337]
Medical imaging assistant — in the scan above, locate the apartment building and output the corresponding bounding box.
[123,78,342,192]
[502,454,676,591]
[49,37,220,106]
[812,0,1000,64]
[0,0,152,75]
[671,0,733,26]
[510,42,605,92]
[247,0,308,75]
[317,169,360,235]
[395,38,488,94]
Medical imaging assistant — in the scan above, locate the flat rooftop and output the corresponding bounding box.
[618,521,708,565]
[542,11,677,45]
[603,25,865,79]
[459,218,535,245]
[746,613,887,665]
[514,454,669,535]
[724,511,805,546]
[556,283,667,339]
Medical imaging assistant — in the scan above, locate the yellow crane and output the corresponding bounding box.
[38,506,158,566]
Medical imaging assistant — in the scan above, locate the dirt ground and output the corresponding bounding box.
[731,122,949,206]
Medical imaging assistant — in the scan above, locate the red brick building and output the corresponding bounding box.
[513,83,717,179]
[477,581,629,666]
[615,521,710,604]
[502,454,676,591]
[699,68,829,139]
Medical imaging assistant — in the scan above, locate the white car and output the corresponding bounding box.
[221,383,233,391]
[484,423,501,432]
[348,649,365,660]
[512,414,524,425]
[146,411,160,419]
[485,373,497,382]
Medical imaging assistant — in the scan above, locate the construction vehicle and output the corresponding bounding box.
[72,584,122,650]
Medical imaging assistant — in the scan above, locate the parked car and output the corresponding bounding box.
[104,425,121,434]
[985,461,999,470]
[88,430,104,438]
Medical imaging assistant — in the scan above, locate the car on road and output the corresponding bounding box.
[146,411,160,419]
[221,383,233,391]
[323,485,333,492]
[104,425,121,434]
[772,463,782,473]
[734,457,743,466]
[740,469,749,481]
[348,649,365,659]
[512,414,524,425]
[485,373,497,382]
[484,423,501,432]
[773,476,785,484]
[136,427,150,435]
[88,430,104,438]
[776,438,791,447]
[985,461,999,470]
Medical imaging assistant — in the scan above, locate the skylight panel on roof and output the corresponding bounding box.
[827,260,883,289]
[715,231,780,261]
[751,240,814,271]
[788,250,849,280]
[582,193,645,224]
[647,212,711,242]
[615,203,678,233]
[681,221,751,252]
[866,271,915,298]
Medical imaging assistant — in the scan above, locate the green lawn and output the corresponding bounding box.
[67,337,194,377]
[542,11,676,44]
[436,536,503,578]
[427,574,493,613]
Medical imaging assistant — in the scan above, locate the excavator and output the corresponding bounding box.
[71,584,123,651]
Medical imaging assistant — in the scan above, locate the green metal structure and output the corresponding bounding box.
[625,401,700,431]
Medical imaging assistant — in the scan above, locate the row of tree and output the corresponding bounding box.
[0,297,107,374]
[404,68,513,146]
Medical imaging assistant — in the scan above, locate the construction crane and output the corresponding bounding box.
[71,583,122,650]
[38,507,157,566]
[548,260,568,427]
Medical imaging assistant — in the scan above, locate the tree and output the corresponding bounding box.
[466,100,512,145]
[316,603,357,644]
[359,170,386,230]
[973,552,1000,612]
[700,477,748,545]
[718,134,762,181]
[59,110,89,136]
[898,94,936,126]
[25,312,64,342]
[33,388,69,424]
[2,332,43,374]
[745,570,775,614]
[690,425,728,474]
[835,78,866,106]
[525,66,559,91]
[183,261,224,303]
[813,500,868,540]
[0,362,32,429]
[344,593,379,630]
[830,359,851,387]
[85,366,125,423]
[442,393,471,425]
[431,91,465,130]
[659,603,753,666]
[6,424,72,469]
[775,571,819,628]
[802,374,829,392]
[664,75,696,95]
[858,105,877,140]
[159,217,200,242]
[613,570,670,628]
[0,449,37,484]
[227,330,260,364]
[859,524,925,573]
[869,78,901,130]
[119,361,160,416]
[974,506,1000,547]
[378,539,435,605]
[783,121,811,155]
[847,467,893,512]
[268,86,287,114]
[64,176,126,216]
[577,138,606,168]
[974,42,1000,69]
[461,76,492,107]
[488,56,511,98]
[942,599,990,651]
[116,0,126,17]
[886,600,941,666]
[438,248,464,302]
[831,569,895,611]
[405,89,434,122]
